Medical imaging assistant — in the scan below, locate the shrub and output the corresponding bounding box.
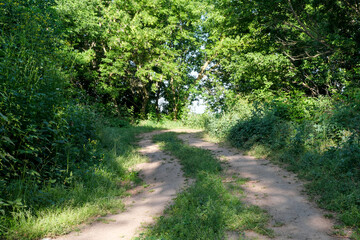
[198,93,360,230]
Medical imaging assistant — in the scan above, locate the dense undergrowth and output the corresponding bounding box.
[0,1,154,238]
[138,132,272,239]
[184,93,360,236]
[0,118,155,239]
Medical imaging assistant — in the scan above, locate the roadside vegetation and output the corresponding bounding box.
[137,132,272,239]
[2,0,360,238]
[1,119,154,239]
[184,93,360,237]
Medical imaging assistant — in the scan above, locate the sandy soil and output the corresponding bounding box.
[178,132,344,240]
[54,129,345,240]
[55,130,195,240]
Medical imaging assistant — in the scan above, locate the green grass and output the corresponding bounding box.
[139,119,188,129]
[194,108,360,238]
[153,132,222,177]
[1,125,156,240]
[137,132,272,239]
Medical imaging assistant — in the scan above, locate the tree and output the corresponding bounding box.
[192,0,360,110]
[98,0,203,119]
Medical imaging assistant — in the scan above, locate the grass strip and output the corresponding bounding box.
[137,132,272,240]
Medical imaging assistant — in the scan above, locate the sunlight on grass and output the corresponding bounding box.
[137,132,273,239]
[139,119,188,129]
[2,125,155,240]
[8,199,124,240]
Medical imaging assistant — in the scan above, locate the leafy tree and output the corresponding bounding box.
[98,0,203,119]
[192,0,360,109]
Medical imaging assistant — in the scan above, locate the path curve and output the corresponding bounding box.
[55,129,344,240]
[178,132,344,240]
[55,130,196,240]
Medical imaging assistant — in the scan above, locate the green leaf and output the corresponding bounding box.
[0,112,8,122]
[2,136,15,145]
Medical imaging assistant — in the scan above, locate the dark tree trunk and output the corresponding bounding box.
[170,77,178,121]
[140,87,149,119]
[155,82,161,122]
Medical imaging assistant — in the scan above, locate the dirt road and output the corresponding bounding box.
[179,132,340,240]
[56,130,195,240]
[55,129,342,240]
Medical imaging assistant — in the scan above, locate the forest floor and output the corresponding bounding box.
[55,129,345,240]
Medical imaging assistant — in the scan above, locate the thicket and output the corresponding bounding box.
[0,0,155,238]
[0,0,112,237]
[183,0,360,234]
[2,0,360,238]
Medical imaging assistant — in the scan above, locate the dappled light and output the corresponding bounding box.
[1,0,360,238]
[180,133,337,239]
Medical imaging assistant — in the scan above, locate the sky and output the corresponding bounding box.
[189,98,207,114]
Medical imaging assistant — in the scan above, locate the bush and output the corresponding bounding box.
[0,1,110,234]
[184,97,254,139]
[195,93,360,230]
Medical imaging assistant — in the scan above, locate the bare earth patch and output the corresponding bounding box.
[178,132,345,240]
[55,130,196,240]
[55,129,345,240]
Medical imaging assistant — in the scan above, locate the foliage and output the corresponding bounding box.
[0,0,72,185]
[0,1,152,238]
[55,0,205,119]
[184,96,254,138]
[193,0,360,111]
[190,94,360,234]
[0,123,154,239]
[2,0,360,237]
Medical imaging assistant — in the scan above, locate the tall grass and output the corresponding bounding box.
[1,123,155,239]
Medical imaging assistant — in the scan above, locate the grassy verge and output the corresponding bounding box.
[137,132,272,239]
[1,124,155,240]
[184,96,360,238]
[226,114,360,238]
[139,119,188,129]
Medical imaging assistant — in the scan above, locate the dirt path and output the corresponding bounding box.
[178,132,343,240]
[55,129,343,240]
[55,130,196,240]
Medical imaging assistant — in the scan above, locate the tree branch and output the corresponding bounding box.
[287,0,333,50]
[283,50,331,61]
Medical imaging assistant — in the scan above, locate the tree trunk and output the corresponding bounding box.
[140,87,149,119]
[173,104,178,121]
[155,81,161,122]
[170,77,178,121]
[112,97,121,116]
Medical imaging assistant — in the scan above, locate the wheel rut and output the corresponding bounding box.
[55,130,193,240]
[178,132,343,240]
[55,129,343,240]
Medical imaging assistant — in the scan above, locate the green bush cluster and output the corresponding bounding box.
[0,125,153,239]
[0,0,115,236]
[0,1,98,175]
[185,94,360,231]
[184,97,254,139]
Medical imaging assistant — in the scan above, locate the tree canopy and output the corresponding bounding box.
[2,0,360,184]
[2,0,360,237]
